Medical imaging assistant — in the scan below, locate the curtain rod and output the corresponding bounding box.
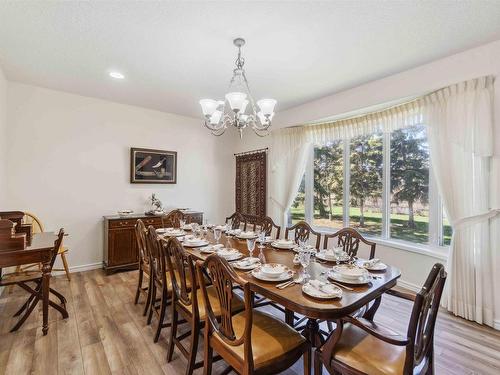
[234,147,268,157]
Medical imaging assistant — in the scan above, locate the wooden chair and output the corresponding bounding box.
[165,237,244,375]
[323,227,376,260]
[285,221,321,250]
[196,254,311,375]
[134,219,152,316]
[225,211,246,230]
[244,214,281,239]
[161,209,186,228]
[314,263,447,375]
[0,229,69,332]
[12,212,71,281]
[145,225,172,342]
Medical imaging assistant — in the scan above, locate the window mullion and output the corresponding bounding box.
[382,132,391,240]
[343,138,350,227]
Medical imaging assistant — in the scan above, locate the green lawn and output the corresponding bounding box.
[290,205,452,245]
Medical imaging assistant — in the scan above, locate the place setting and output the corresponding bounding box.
[156,227,186,237]
[251,263,295,282]
[182,234,209,247]
[270,238,295,250]
[357,257,388,272]
[315,247,351,263]
[326,264,372,286]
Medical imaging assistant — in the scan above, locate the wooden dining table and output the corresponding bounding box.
[0,232,61,335]
[165,231,401,347]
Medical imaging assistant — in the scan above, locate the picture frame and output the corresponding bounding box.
[130,147,177,184]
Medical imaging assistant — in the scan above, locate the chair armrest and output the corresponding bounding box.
[342,316,410,346]
[386,288,416,302]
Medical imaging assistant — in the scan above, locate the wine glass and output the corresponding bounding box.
[298,238,308,251]
[213,227,222,244]
[179,218,186,229]
[246,237,257,259]
[299,250,311,281]
[255,229,263,248]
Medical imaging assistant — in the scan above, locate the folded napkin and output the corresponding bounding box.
[238,257,260,267]
[363,258,380,268]
[308,280,341,296]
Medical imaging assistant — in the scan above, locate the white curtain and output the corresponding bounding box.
[269,127,311,227]
[424,76,497,326]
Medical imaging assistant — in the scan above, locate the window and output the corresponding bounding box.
[313,141,343,229]
[390,125,429,244]
[349,133,383,236]
[289,174,305,225]
[289,124,451,250]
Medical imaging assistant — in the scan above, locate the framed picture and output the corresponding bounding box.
[130,147,177,184]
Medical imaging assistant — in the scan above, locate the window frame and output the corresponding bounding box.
[299,126,450,254]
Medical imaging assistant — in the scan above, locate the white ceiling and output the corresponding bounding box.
[1,1,500,119]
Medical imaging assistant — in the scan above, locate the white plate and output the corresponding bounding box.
[251,267,294,282]
[302,282,342,300]
[316,251,350,262]
[199,244,223,254]
[183,239,209,248]
[236,232,258,239]
[218,252,243,261]
[292,246,317,254]
[181,225,193,231]
[157,228,186,237]
[271,241,295,250]
[357,259,388,271]
[327,270,371,285]
[232,258,261,270]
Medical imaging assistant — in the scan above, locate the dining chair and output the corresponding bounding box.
[196,254,311,375]
[285,221,321,249]
[314,263,447,375]
[161,209,186,228]
[323,227,376,260]
[145,225,172,342]
[134,219,152,316]
[165,237,244,375]
[0,228,69,331]
[12,212,71,281]
[225,211,246,230]
[253,215,281,239]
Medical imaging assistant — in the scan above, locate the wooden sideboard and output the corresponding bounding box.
[103,211,203,274]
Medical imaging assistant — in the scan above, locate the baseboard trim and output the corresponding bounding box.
[494,320,500,331]
[52,262,102,276]
[396,279,421,293]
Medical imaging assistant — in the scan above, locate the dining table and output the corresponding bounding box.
[0,232,64,335]
[163,230,401,347]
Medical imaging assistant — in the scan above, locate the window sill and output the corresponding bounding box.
[312,225,449,261]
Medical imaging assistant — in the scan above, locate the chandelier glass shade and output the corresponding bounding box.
[199,38,277,138]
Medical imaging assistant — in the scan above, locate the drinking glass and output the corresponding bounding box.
[257,230,266,250]
[247,237,257,259]
[179,219,186,229]
[299,250,311,281]
[214,227,222,244]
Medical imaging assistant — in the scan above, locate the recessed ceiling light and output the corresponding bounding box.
[109,71,125,79]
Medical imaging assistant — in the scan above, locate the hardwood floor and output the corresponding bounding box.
[0,269,499,375]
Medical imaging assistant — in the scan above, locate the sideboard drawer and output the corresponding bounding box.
[109,219,137,228]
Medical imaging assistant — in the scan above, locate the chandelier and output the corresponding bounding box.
[199,38,277,138]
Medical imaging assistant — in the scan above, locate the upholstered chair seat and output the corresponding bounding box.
[213,309,307,370]
[179,285,243,320]
[326,321,406,375]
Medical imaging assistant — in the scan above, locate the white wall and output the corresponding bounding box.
[0,65,7,206]
[233,39,500,327]
[5,82,233,271]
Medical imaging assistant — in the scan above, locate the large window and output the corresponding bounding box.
[289,124,452,250]
[390,125,429,244]
[313,141,343,229]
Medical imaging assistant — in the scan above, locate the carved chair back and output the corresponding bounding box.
[323,227,376,259]
[241,214,281,239]
[285,221,321,249]
[225,212,246,230]
[135,219,150,269]
[196,255,254,363]
[404,263,446,373]
[146,225,167,288]
[162,209,185,228]
[165,237,198,315]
